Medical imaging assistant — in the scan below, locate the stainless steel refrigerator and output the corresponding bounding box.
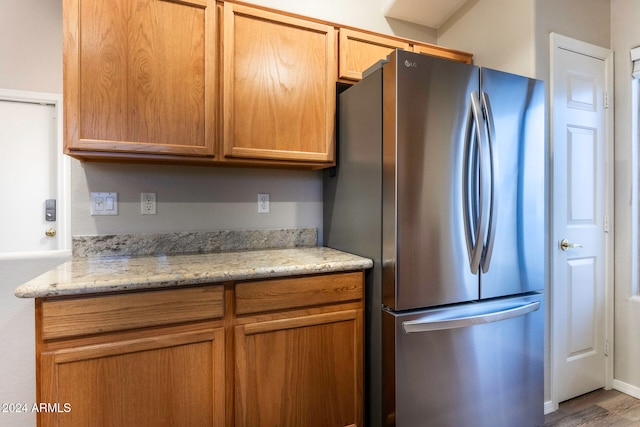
[324,49,545,427]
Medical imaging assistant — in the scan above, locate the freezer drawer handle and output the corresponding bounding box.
[402,301,540,333]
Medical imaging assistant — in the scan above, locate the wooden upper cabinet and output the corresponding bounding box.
[412,42,473,64]
[338,28,473,82]
[61,0,470,167]
[222,3,337,164]
[339,28,410,81]
[63,0,217,158]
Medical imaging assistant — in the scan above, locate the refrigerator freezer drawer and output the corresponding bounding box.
[382,293,543,427]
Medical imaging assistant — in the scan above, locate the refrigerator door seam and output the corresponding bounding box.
[481,91,499,273]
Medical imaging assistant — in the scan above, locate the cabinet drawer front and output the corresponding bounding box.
[41,286,223,340]
[235,272,363,315]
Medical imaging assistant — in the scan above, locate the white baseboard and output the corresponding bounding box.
[545,379,640,415]
[544,400,557,415]
[613,379,640,399]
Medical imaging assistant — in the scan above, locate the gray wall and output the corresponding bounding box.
[438,0,538,77]
[611,0,640,394]
[534,0,611,81]
[0,257,67,427]
[438,0,610,80]
[71,163,323,236]
[0,0,62,93]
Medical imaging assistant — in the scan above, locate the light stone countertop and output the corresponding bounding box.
[14,247,373,299]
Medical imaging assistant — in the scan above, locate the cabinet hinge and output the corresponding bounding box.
[604,91,610,109]
[604,215,610,232]
[604,339,610,356]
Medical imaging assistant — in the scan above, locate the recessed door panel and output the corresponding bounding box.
[567,257,597,357]
[568,126,596,223]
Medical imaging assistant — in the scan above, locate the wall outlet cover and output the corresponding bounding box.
[141,192,157,215]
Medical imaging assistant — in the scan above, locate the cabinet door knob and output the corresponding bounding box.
[45,228,57,237]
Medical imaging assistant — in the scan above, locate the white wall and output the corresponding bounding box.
[611,0,640,393]
[1,2,66,425]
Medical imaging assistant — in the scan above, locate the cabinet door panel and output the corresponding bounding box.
[64,0,216,156]
[235,310,363,427]
[223,4,336,163]
[39,328,225,427]
[339,29,410,81]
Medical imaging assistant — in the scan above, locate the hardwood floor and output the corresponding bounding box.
[544,389,640,426]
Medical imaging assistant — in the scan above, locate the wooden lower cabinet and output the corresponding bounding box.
[234,310,363,427]
[39,328,226,427]
[35,272,364,427]
[36,285,226,427]
[232,272,364,427]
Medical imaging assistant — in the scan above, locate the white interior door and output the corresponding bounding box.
[0,89,69,258]
[550,34,613,404]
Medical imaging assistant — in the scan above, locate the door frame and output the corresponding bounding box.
[0,88,71,259]
[548,33,614,411]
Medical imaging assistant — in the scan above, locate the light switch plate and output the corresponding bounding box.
[91,192,118,216]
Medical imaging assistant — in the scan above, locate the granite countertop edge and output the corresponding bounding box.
[14,247,373,299]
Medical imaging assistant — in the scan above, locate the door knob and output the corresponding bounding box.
[560,239,582,251]
[45,228,57,237]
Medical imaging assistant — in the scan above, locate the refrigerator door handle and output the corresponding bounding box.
[462,94,477,268]
[402,301,540,333]
[463,91,491,274]
[480,92,498,273]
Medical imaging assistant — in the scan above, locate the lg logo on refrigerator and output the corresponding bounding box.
[404,60,418,68]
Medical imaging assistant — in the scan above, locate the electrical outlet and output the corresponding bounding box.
[91,192,118,216]
[141,192,156,215]
[258,193,270,213]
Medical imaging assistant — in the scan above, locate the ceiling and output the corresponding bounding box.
[382,0,470,29]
